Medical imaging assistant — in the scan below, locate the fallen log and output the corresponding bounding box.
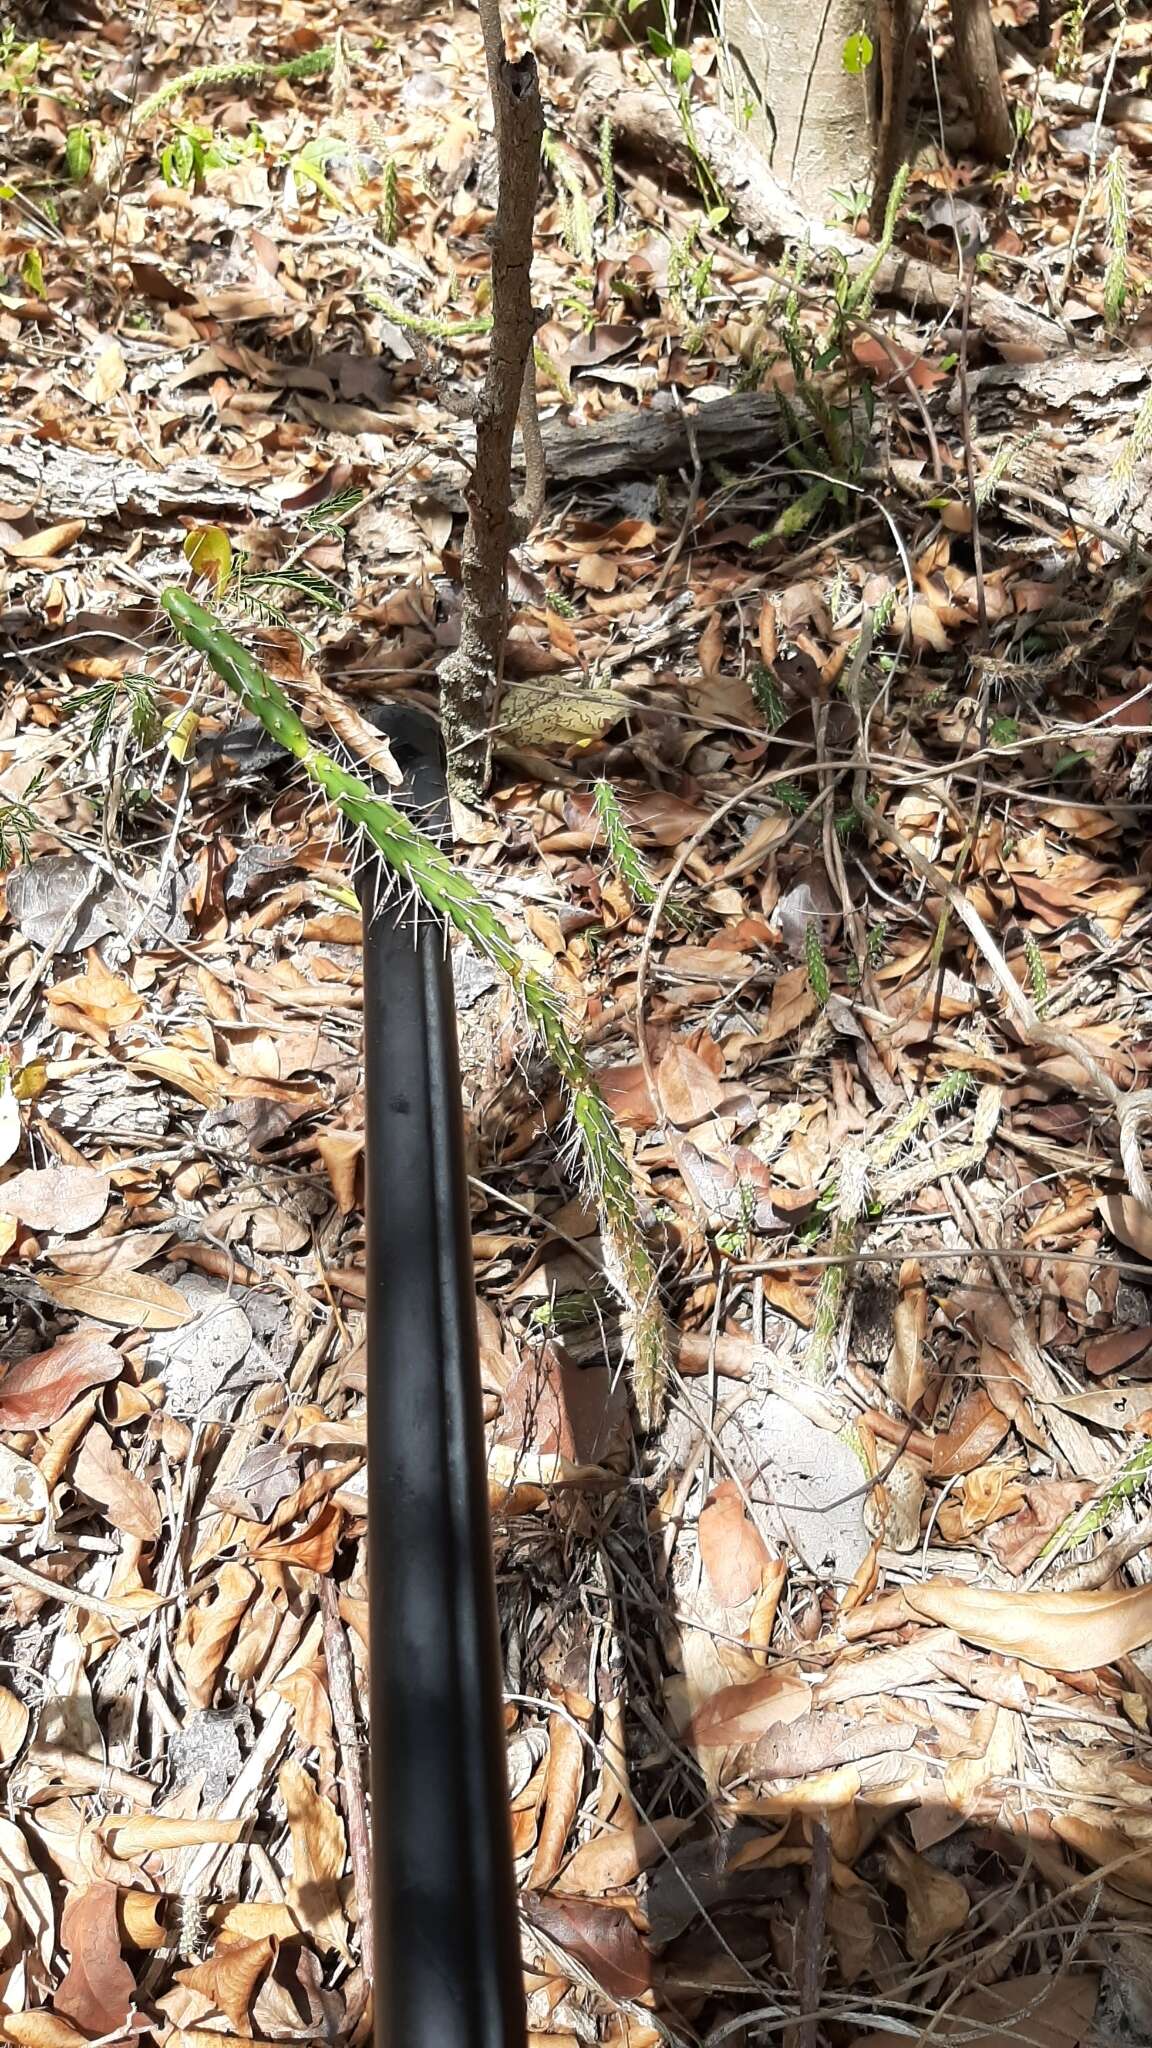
[0,437,277,524]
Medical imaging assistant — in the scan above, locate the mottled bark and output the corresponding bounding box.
[438,0,543,803]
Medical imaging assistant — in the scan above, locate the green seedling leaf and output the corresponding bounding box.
[770,479,831,538]
[670,43,693,84]
[66,124,93,180]
[843,29,873,72]
[19,247,43,296]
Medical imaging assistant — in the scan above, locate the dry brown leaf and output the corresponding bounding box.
[4,2018,93,2048]
[215,1905,300,1943]
[71,1422,161,1542]
[524,1894,652,2002]
[314,1131,363,1213]
[0,1166,109,1234]
[851,1969,1098,2048]
[905,1579,1152,1672]
[528,1714,586,1889]
[0,1334,123,1429]
[119,1892,167,1951]
[278,1759,348,1955]
[698,1482,771,1607]
[39,1271,192,1330]
[248,1500,342,1572]
[759,966,818,1047]
[930,1390,1010,1476]
[656,1042,726,1128]
[177,1563,256,1710]
[1052,1814,1152,1902]
[885,1270,928,1413]
[175,1937,275,2033]
[0,520,85,560]
[46,955,142,1036]
[883,1838,970,1959]
[54,1882,134,2035]
[689,1666,811,1748]
[554,1816,690,1896]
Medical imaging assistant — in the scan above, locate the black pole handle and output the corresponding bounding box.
[357,706,525,2048]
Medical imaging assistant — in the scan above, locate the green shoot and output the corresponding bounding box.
[73,673,162,756]
[1035,1438,1152,1571]
[162,591,671,1428]
[805,920,831,1006]
[1022,930,1048,1014]
[380,158,400,244]
[542,132,594,261]
[1104,148,1130,330]
[365,291,492,341]
[843,161,909,319]
[0,796,39,870]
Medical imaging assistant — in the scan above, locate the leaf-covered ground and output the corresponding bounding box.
[5,0,1152,2041]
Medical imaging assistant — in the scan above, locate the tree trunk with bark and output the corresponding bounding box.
[717,0,875,215]
[951,0,1015,160]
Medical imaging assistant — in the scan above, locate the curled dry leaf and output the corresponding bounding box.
[0,1684,30,1763]
[527,1713,586,1890]
[655,1041,726,1128]
[0,1166,109,1234]
[54,1882,135,2036]
[5,2019,94,2048]
[0,1817,54,1971]
[698,1481,771,1607]
[177,1562,257,1710]
[904,1578,1152,1672]
[1052,1814,1152,1902]
[175,1936,276,2032]
[98,1815,245,1862]
[0,1335,123,1429]
[931,1389,1010,1477]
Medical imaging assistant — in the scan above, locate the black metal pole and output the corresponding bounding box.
[357,707,525,2048]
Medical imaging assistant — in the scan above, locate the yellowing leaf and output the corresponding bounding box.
[500,682,630,748]
[884,1838,970,1959]
[904,1578,1152,1673]
[183,525,234,590]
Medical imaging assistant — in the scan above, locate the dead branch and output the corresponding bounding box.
[438,0,544,802]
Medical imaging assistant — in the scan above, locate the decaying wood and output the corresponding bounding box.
[543,390,788,482]
[0,438,277,524]
[539,34,1067,358]
[438,0,544,801]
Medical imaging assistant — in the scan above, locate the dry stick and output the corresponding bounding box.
[438,0,543,801]
[319,1577,374,1984]
[798,1819,831,2048]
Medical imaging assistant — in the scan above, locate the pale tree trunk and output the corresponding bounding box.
[717,0,875,216]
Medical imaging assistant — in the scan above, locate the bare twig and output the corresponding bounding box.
[438,0,543,800]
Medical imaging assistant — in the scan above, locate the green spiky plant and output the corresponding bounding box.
[592,780,692,929]
[134,45,334,126]
[599,115,617,232]
[162,591,670,1427]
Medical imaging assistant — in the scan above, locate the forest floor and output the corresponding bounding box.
[5,0,1152,2042]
